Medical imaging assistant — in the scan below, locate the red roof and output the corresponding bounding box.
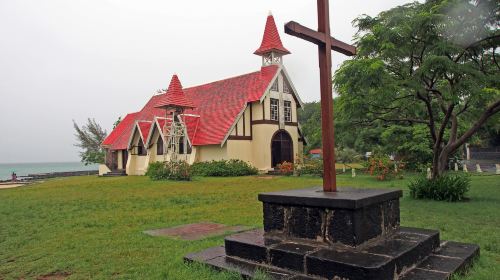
[104,65,280,150]
[102,112,139,147]
[155,75,195,109]
[309,149,322,154]
[137,121,152,143]
[254,14,290,56]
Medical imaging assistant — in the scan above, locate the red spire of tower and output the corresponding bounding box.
[254,13,290,56]
[155,74,195,109]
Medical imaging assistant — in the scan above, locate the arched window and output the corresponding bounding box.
[157,135,164,155]
[179,137,185,154]
[137,138,147,156]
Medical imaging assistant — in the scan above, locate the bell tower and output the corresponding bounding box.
[155,74,195,161]
[254,12,290,66]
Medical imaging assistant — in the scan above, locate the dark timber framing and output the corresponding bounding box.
[252,120,298,126]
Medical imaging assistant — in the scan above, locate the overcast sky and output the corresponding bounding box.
[0,0,417,163]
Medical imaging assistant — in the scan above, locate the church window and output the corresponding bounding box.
[283,81,290,94]
[270,98,279,121]
[264,54,272,65]
[137,138,147,156]
[179,137,185,154]
[271,80,278,91]
[284,101,292,122]
[157,136,164,155]
[177,136,192,154]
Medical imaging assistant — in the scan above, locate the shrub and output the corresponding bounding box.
[408,173,470,202]
[191,159,258,177]
[276,161,294,176]
[297,159,323,177]
[146,161,191,181]
[366,153,404,180]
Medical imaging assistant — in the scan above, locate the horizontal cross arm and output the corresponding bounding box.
[284,21,356,56]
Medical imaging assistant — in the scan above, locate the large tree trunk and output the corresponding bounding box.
[429,100,500,179]
[431,145,450,179]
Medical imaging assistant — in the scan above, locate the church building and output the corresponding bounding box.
[100,14,306,175]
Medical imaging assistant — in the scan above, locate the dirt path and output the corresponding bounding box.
[0,183,25,189]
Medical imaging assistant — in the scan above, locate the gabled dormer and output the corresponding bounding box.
[254,12,290,66]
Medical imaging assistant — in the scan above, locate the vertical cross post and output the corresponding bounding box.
[317,0,336,192]
[285,0,356,192]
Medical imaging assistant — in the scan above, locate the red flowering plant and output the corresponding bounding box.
[277,161,294,176]
[366,153,404,181]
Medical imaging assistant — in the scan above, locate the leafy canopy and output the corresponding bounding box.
[334,0,500,176]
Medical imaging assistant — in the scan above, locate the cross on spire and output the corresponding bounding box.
[285,0,356,192]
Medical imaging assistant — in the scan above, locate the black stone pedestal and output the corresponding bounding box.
[185,187,479,280]
[260,187,401,247]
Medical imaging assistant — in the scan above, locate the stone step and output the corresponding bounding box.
[221,227,441,279]
[187,238,478,279]
[102,171,127,177]
[400,241,480,280]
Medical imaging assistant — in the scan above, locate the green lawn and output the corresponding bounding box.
[0,174,498,280]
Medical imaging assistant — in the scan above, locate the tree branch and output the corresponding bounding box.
[449,99,500,151]
[416,91,437,142]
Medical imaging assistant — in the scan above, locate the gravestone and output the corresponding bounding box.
[463,164,468,173]
[352,168,356,178]
[476,164,482,173]
[496,164,500,175]
[454,162,459,172]
[185,1,479,278]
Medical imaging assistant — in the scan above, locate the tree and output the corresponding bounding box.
[73,118,107,165]
[298,102,322,152]
[334,0,500,178]
[113,116,122,129]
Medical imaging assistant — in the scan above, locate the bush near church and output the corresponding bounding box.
[146,161,191,181]
[276,161,294,176]
[191,159,258,177]
[408,173,470,202]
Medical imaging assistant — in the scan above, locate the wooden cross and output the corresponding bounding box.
[285,0,356,192]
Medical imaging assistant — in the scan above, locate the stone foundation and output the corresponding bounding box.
[185,187,479,280]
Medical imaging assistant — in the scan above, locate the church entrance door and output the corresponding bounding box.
[271,130,293,167]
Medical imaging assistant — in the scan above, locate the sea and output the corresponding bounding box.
[0,162,99,181]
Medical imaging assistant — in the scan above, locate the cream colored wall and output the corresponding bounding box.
[197,145,228,162]
[148,129,164,163]
[252,100,264,120]
[98,164,111,176]
[226,140,253,164]
[229,105,252,137]
[126,129,150,175]
[117,151,123,169]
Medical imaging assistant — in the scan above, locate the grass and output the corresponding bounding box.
[0,173,498,280]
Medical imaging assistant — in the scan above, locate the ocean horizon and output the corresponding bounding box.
[0,161,99,181]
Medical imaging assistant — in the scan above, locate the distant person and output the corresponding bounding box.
[11,172,17,182]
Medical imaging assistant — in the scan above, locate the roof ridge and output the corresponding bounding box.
[184,69,263,91]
